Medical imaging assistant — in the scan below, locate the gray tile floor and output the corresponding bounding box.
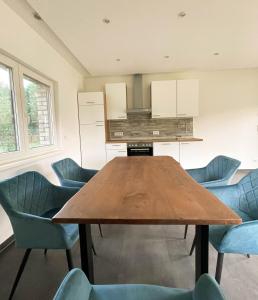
[0,170,257,299]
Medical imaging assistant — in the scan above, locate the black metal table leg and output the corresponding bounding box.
[195,225,209,282]
[79,224,94,283]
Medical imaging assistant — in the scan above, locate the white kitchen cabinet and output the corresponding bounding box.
[151,80,177,118]
[106,143,127,162]
[153,142,180,162]
[78,92,104,105]
[78,92,106,170]
[80,124,106,170]
[177,80,199,117]
[105,83,127,120]
[179,141,203,169]
[79,105,104,125]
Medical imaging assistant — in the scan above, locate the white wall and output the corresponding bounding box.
[85,69,258,170]
[0,1,84,244]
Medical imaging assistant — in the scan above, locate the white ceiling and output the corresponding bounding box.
[27,0,258,76]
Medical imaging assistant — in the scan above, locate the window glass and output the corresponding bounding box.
[0,64,18,153]
[23,76,53,149]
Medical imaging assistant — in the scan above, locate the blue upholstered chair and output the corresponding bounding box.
[52,158,103,237]
[190,169,258,283]
[53,268,226,300]
[0,171,80,299]
[184,155,241,239]
[186,155,241,188]
[52,158,98,188]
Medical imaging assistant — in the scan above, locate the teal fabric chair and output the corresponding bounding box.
[52,158,103,237]
[184,155,241,239]
[0,171,79,299]
[207,169,258,283]
[52,158,97,188]
[186,155,241,188]
[53,268,226,300]
[190,169,258,283]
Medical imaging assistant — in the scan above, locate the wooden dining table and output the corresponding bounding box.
[53,156,241,283]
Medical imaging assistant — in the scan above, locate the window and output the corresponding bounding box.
[0,53,56,162]
[23,76,53,149]
[0,63,18,153]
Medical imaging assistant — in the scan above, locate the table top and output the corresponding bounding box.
[53,156,242,225]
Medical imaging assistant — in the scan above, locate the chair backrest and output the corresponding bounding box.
[0,171,54,217]
[193,274,226,300]
[237,169,258,219]
[206,155,240,182]
[52,158,81,183]
[53,269,92,300]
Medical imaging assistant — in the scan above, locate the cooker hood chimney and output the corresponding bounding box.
[127,74,151,114]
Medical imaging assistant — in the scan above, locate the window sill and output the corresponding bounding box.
[0,147,62,172]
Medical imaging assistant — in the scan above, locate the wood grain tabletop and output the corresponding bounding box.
[53,156,241,225]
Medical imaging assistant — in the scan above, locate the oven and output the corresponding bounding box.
[127,142,153,156]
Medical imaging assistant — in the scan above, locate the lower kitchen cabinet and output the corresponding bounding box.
[153,142,180,162]
[106,143,127,162]
[80,124,106,170]
[179,141,203,169]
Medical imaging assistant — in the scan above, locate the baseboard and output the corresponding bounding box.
[0,235,14,253]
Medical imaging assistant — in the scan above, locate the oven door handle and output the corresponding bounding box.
[129,148,150,151]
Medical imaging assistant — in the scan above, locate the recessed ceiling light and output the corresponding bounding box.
[164,55,170,59]
[213,52,220,56]
[103,18,111,24]
[33,12,42,21]
[116,58,120,62]
[178,11,186,18]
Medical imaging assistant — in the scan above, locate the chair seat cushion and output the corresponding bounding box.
[91,284,192,300]
[209,208,253,251]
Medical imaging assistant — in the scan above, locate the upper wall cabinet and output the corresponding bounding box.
[151,79,199,118]
[78,92,104,106]
[177,80,199,117]
[151,80,177,118]
[105,83,127,120]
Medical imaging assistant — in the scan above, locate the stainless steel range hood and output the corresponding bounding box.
[127,74,151,114]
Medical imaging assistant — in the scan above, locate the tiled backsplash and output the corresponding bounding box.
[108,113,193,140]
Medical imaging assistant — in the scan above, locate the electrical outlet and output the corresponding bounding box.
[114,131,123,137]
[153,130,160,136]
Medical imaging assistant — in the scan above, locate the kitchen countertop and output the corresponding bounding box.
[106,137,203,143]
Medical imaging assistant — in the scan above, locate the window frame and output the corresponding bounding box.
[0,53,58,165]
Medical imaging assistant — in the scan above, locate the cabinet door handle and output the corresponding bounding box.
[177,113,187,116]
[181,142,190,145]
[118,150,126,153]
[152,114,161,117]
[96,124,104,127]
[86,101,95,104]
[96,120,104,123]
[161,143,171,145]
[118,116,126,119]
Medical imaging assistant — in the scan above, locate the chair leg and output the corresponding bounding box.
[65,249,74,271]
[92,243,97,256]
[98,224,103,238]
[44,249,47,255]
[184,225,188,239]
[9,249,32,300]
[215,252,224,284]
[189,234,196,256]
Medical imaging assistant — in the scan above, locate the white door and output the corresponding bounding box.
[151,80,177,118]
[177,80,199,117]
[105,83,127,120]
[78,92,104,105]
[80,124,106,170]
[79,105,104,125]
[179,142,203,169]
[153,142,180,162]
[106,149,127,162]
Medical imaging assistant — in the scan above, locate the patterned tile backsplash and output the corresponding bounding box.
[108,113,193,140]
